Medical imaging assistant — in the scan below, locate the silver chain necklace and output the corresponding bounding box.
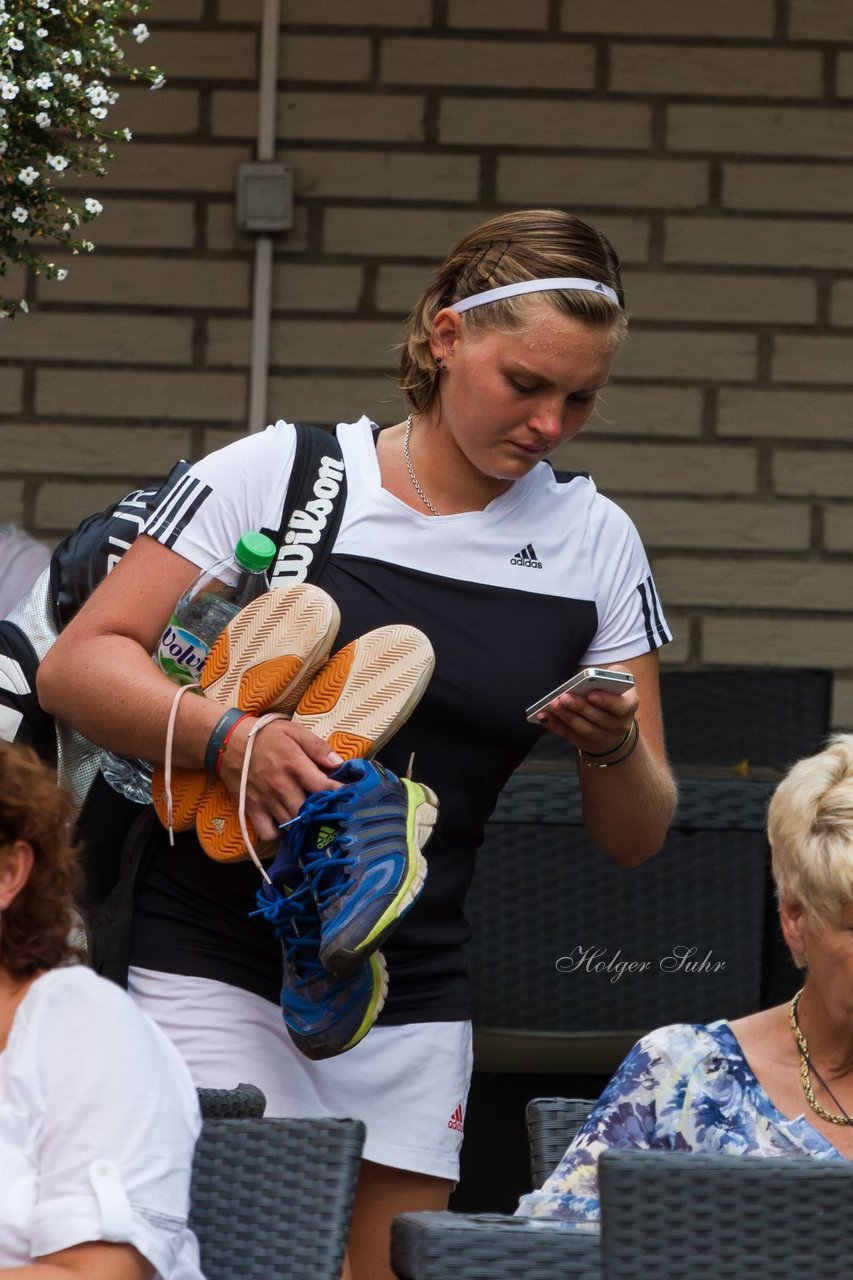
[403,413,441,516]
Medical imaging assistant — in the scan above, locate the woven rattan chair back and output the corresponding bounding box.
[196,1082,266,1119]
[599,1149,853,1279]
[526,1096,596,1190]
[190,1116,365,1280]
[392,1210,602,1279]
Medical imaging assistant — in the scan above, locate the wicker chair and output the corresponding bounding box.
[392,1210,601,1279]
[598,1149,853,1279]
[196,1082,266,1119]
[190,1116,365,1280]
[526,1096,596,1190]
[468,770,775,1074]
[468,667,832,1076]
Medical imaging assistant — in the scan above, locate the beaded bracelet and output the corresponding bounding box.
[578,719,640,769]
[204,708,256,779]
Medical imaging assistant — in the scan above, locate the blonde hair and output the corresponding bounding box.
[768,734,853,928]
[399,209,626,414]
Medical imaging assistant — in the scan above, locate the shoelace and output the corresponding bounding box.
[295,778,405,910]
[163,681,201,846]
[285,790,360,908]
[236,711,291,884]
[163,687,285,883]
[252,878,328,987]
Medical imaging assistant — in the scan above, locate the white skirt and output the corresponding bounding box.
[128,965,473,1181]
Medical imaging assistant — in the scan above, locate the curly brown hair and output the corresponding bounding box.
[0,741,83,980]
[399,208,626,414]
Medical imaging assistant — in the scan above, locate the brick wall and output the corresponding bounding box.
[3,0,852,726]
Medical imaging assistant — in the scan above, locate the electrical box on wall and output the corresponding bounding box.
[237,162,295,233]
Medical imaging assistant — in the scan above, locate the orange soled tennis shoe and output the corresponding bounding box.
[152,585,340,837]
[291,623,435,759]
[195,622,436,864]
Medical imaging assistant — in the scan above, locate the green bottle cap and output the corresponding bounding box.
[235,531,276,572]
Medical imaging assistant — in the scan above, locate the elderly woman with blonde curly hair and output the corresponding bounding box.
[0,741,204,1280]
[517,734,853,1225]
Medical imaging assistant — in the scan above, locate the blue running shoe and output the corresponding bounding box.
[289,758,439,978]
[253,838,387,1061]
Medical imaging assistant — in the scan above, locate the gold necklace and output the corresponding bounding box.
[789,987,852,1126]
[403,414,441,517]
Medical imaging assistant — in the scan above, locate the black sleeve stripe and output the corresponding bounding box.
[636,575,670,650]
[161,483,213,549]
[645,573,670,646]
[637,579,655,649]
[144,473,198,539]
[145,476,212,547]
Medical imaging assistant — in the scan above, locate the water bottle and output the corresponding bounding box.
[100,531,277,804]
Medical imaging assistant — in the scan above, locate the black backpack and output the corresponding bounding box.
[0,424,347,977]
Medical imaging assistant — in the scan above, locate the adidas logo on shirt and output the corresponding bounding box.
[510,543,542,569]
[447,1103,465,1132]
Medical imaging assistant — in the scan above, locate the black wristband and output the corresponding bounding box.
[204,707,251,778]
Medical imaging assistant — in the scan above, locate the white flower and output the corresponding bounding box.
[150,73,165,90]
[1,0,159,311]
[19,300,29,314]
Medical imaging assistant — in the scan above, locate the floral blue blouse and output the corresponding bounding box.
[516,1020,844,1224]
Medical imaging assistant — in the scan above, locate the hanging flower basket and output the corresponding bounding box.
[0,0,162,317]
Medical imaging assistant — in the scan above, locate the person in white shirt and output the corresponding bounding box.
[0,527,50,620]
[0,740,205,1280]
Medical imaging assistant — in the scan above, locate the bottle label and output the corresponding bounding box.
[156,618,211,685]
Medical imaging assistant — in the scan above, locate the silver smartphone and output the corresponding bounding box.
[525,667,635,723]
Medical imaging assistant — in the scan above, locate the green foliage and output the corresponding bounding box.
[0,0,161,316]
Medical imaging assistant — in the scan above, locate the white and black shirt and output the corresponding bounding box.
[133,418,670,1021]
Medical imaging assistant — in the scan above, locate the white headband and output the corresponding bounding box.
[450,276,620,312]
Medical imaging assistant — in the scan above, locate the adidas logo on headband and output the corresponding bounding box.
[450,276,620,313]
